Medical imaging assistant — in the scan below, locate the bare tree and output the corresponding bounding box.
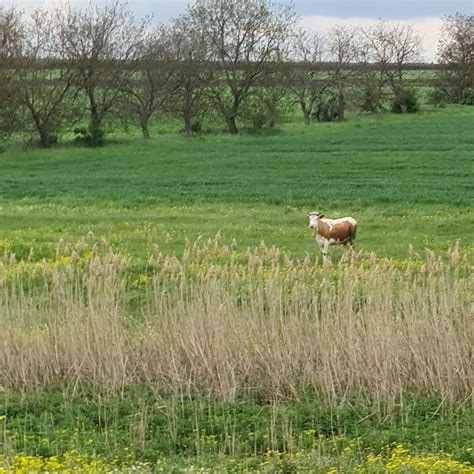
[184,0,296,134]
[0,7,24,138]
[121,18,212,138]
[118,25,178,139]
[14,9,78,147]
[287,29,329,125]
[437,13,473,104]
[0,6,23,64]
[357,36,386,113]
[385,23,423,109]
[362,21,423,112]
[55,1,149,145]
[326,25,359,121]
[168,16,211,136]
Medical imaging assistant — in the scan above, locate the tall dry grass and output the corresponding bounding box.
[1,236,472,405]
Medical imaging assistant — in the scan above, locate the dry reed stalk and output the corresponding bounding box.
[0,238,472,406]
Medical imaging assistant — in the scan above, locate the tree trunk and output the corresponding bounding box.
[336,93,346,121]
[267,113,276,129]
[227,115,238,134]
[266,100,277,128]
[394,86,407,113]
[89,93,104,146]
[226,96,240,134]
[300,101,310,125]
[184,114,193,137]
[183,82,195,136]
[141,120,150,140]
[90,105,101,132]
[31,111,51,148]
[337,106,345,121]
[38,126,51,148]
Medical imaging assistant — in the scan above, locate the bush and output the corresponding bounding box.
[47,133,58,146]
[190,120,202,133]
[360,87,383,113]
[73,126,105,146]
[428,84,474,106]
[391,89,419,114]
[460,88,474,105]
[313,98,338,122]
[240,89,287,130]
[427,87,448,106]
[240,99,270,130]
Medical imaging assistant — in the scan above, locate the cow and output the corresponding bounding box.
[308,211,357,258]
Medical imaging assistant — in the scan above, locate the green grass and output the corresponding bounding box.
[1,106,473,261]
[2,109,473,206]
[1,388,473,471]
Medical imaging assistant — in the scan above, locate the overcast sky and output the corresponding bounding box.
[3,0,472,61]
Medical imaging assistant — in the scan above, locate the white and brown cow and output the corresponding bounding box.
[308,211,357,258]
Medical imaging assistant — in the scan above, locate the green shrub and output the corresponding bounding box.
[427,87,448,106]
[240,89,286,130]
[73,125,105,146]
[360,87,383,113]
[391,88,419,114]
[190,119,202,133]
[313,98,338,122]
[460,88,474,105]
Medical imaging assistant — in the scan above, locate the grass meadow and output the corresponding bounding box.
[1,106,473,260]
[0,106,473,472]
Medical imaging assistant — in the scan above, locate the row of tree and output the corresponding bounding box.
[0,1,472,147]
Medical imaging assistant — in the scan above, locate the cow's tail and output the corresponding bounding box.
[349,222,357,246]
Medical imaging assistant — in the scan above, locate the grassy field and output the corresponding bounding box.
[1,106,473,472]
[1,106,473,261]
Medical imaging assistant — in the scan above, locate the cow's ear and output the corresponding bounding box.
[319,214,325,218]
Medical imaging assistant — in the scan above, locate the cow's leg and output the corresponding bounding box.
[316,235,332,264]
[320,239,331,264]
[315,236,327,261]
[322,240,330,257]
[316,241,325,256]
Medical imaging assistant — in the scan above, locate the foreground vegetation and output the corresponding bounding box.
[1,108,473,471]
[1,236,472,398]
[1,390,473,472]
[1,234,473,471]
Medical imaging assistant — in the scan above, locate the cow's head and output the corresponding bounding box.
[308,211,324,229]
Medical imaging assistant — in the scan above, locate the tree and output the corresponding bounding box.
[437,13,473,104]
[357,32,386,113]
[326,25,359,121]
[0,7,24,138]
[15,9,77,148]
[361,21,423,113]
[55,1,149,145]
[118,25,178,139]
[184,0,296,134]
[287,29,329,125]
[168,16,211,136]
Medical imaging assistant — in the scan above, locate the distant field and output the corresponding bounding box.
[0,106,473,260]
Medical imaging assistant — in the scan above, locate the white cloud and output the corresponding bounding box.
[300,15,443,62]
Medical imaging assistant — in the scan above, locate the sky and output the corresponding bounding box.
[2,0,472,61]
